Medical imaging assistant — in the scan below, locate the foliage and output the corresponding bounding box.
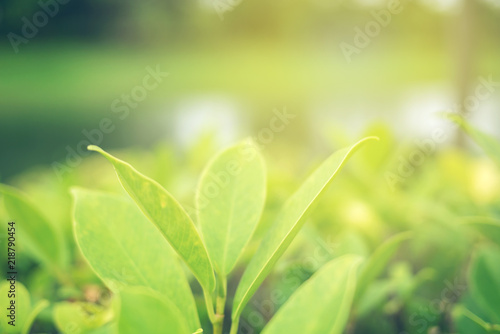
[0,121,499,333]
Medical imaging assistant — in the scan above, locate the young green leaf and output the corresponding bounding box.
[469,246,500,320]
[197,140,266,276]
[232,137,378,322]
[0,281,31,334]
[22,300,49,334]
[87,146,215,292]
[0,184,66,270]
[117,287,193,334]
[72,189,200,331]
[354,231,412,303]
[445,113,500,167]
[262,255,363,334]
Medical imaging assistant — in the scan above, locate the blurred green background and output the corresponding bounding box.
[1,0,499,178]
[1,1,500,333]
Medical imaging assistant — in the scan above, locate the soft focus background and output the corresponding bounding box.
[0,0,499,177]
[1,0,500,333]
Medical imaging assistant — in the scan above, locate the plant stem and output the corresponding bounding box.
[213,314,224,334]
[21,300,49,334]
[213,275,227,334]
[461,307,500,332]
[229,317,240,334]
[203,289,216,324]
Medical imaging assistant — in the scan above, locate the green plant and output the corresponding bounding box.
[3,120,499,333]
[69,137,382,334]
[444,115,500,332]
[0,281,49,334]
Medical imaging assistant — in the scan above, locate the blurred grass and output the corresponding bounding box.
[4,41,498,113]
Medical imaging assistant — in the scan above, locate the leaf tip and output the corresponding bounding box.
[87,145,116,163]
[438,111,464,125]
[87,145,103,153]
[365,135,380,142]
[349,136,380,154]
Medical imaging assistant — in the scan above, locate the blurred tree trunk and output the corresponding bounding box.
[454,0,477,147]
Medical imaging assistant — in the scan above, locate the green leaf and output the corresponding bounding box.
[232,137,378,321]
[196,140,266,276]
[54,302,112,334]
[0,281,31,334]
[87,145,215,292]
[359,122,395,172]
[469,246,500,320]
[465,217,500,246]
[0,184,66,270]
[72,189,200,331]
[445,113,500,167]
[22,300,49,334]
[355,232,412,303]
[262,255,363,334]
[117,287,193,334]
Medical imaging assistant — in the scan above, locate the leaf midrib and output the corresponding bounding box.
[234,141,367,319]
[115,165,213,290]
[85,208,151,290]
[328,264,357,334]
[220,172,239,275]
[234,166,335,316]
